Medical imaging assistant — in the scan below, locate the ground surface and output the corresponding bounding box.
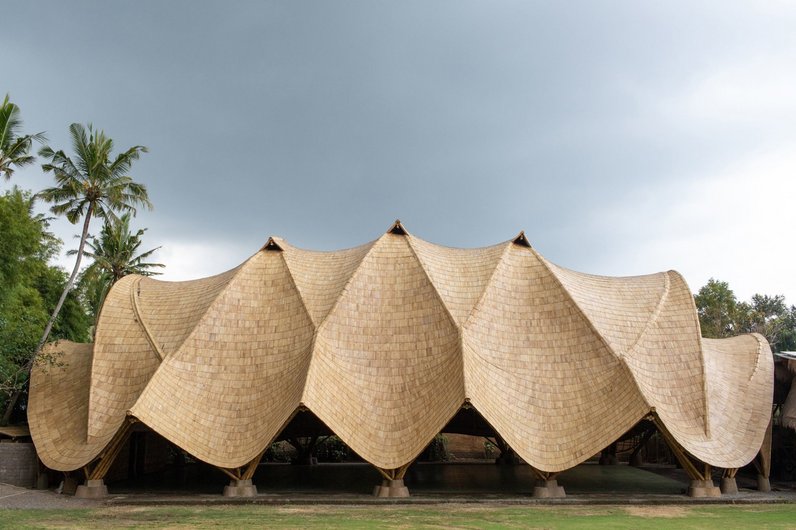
[3,463,796,528]
[3,504,796,529]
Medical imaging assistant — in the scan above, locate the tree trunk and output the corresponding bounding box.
[1,205,94,425]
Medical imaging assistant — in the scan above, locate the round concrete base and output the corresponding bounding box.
[75,479,108,499]
[757,475,771,493]
[223,479,257,497]
[373,479,410,498]
[688,479,721,498]
[533,479,566,498]
[720,477,738,494]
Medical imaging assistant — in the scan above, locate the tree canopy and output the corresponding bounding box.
[0,94,45,180]
[2,124,151,424]
[0,188,90,421]
[695,278,796,352]
[76,212,164,322]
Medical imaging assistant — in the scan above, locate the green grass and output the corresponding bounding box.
[2,504,796,529]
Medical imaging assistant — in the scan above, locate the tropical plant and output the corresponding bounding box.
[76,213,164,321]
[0,188,90,423]
[0,94,45,180]
[1,123,150,424]
[694,278,741,338]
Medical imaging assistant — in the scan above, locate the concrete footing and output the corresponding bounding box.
[758,475,771,492]
[688,479,721,498]
[532,479,566,498]
[373,479,410,498]
[75,479,108,499]
[223,479,258,497]
[720,477,738,494]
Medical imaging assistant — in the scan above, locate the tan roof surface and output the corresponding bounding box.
[28,341,115,470]
[28,224,773,473]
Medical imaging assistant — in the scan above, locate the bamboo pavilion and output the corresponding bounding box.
[28,221,774,498]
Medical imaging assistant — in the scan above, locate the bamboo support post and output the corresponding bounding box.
[652,415,720,497]
[720,468,739,494]
[373,464,412,498]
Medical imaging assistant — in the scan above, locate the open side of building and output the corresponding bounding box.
[28,222,774,499]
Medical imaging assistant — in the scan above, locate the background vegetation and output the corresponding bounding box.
[0,94,158,424]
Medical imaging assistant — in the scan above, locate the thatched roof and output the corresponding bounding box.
[29,222,773,473]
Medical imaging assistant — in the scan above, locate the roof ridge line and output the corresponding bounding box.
[623,272,671,358]
[671,269,710,438]
[405,235,462,332]
[312,239,379,333]
[148,252,256,364]
[461,240,513,330]
[129,276,165,363]
[532,249,653,411]
[265,244,318,412]
[275,245,318,330]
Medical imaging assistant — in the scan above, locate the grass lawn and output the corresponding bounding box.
[2,504,796,529]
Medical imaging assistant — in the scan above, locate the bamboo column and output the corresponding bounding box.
[220,446,267,497]
[75,420,133,498]
[753,417,773,492]
[530,467,566,498]
[651,414,720,497]
[373,462,412,497]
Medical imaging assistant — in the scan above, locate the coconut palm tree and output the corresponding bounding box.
[0,94,46,180]
[76,213,164,320]
[1,123,150,424]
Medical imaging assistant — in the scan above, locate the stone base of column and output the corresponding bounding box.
[757,475,771,492]
[688,479,721,498]
[720,477,738,494]
[532,479,566,498]
[75,479,108,499]
[223,479,257,497]
[373,479,410,498]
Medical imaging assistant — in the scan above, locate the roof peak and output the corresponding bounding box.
[262,237,283,252]
[387,219,408,236]
[512,231,531,248]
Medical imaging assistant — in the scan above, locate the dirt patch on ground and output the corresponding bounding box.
[624,505,690,518]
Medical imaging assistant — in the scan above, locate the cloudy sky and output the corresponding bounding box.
[3,1,795,302]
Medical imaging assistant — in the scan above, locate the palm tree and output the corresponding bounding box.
[0,94,46,180]
[76,213,164,320]
[1,123,150,424]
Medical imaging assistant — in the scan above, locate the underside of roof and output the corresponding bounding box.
[28,223,774,473]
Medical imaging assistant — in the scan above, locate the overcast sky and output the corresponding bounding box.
[3,1,795,303]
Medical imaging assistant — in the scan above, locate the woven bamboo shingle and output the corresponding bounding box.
[28,224,773,475]
[28,341,116,470]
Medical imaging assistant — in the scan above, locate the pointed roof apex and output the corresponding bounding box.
[512,231,532,248]
[262,237,283,252]
[387,219,408,236]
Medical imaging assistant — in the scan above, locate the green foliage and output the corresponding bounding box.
[0,94,46,180]
[0,187,55,287]
[315,436,350,462]
[0,188,90,417]
[2,123,152,422]
[38,123,151,224]
[694,278,795,352]
[4,504,796,529]
[694,278,741,338]
[420,434,449,462]
[76,213,163,321]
